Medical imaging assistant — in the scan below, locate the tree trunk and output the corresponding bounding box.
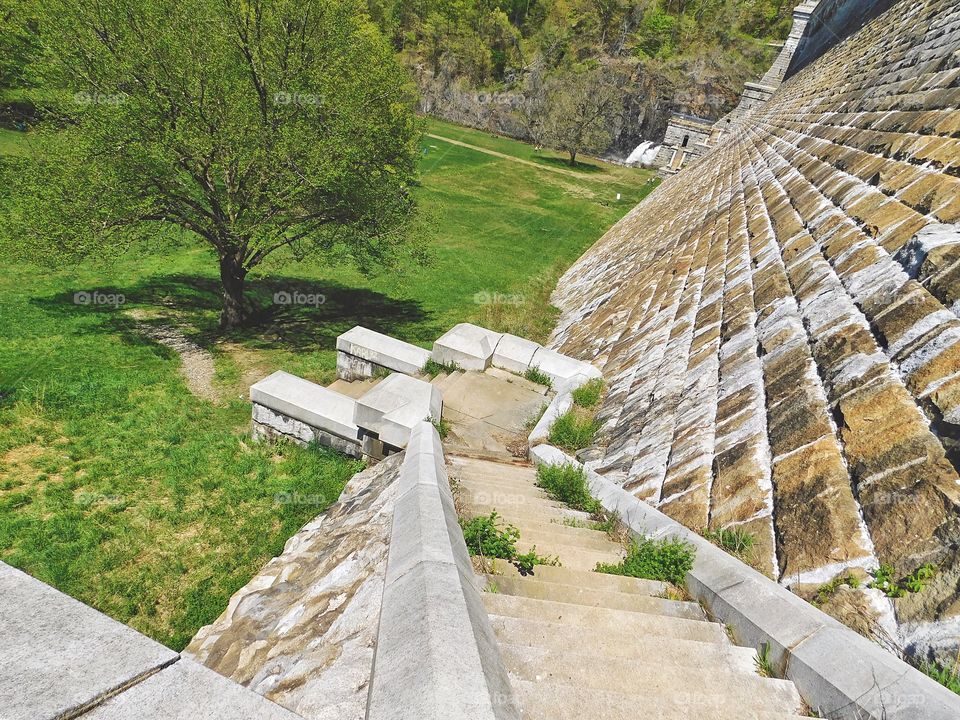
[219,253,248,330]
[568,150,577,166]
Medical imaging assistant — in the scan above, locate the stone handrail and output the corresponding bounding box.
[527,444,960,720]
[366,422,520,720]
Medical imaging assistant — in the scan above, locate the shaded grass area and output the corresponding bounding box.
[0,119,655,647]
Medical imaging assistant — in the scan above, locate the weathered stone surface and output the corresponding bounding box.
[0,562,177,720]
[491,333,541,375]
[432,323,503,371]
[354,373,442,449]
[83,658,303,720]
[251,370,360,441]
[336,325,432,378]
[185,456,404,720]
[546,0,960,661]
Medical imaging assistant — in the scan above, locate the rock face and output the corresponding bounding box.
[185,456,404,720]
[549,0,960,663]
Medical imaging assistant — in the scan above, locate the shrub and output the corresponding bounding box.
[460,511,556,574]
[548,409,600,452]
[428,415,451,439]
[523,366,552,388]
[536,463,600,514]
[572,378,604,408]
[596,535,695,585]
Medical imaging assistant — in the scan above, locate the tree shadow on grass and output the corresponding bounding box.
[31,273,433,356]
[533,155,607,174]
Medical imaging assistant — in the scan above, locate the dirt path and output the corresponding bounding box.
[127,310,217,401]
[425,133,601,179]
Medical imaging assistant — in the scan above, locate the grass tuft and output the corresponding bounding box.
[754,642,775,677]
[428,415,451,439]
[523,366,552,389]
[459,511,556,575]
[704,526,756,558]
[595,535,695,585]
[548,409,600,452]
[571,378,604,408]
[921,659,960,695]
[536,462,600,514]
[422,358,461,378]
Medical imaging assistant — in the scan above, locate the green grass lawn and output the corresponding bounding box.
[0,121,656,648]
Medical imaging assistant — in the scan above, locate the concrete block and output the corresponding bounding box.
[0,562,177,720]
[83,658,302,720]
[528,347,601,385]
[354,374,442,449]
[491,334,541,374]
[252,404,363,457]
[528,443,578,468]
[250,371,359,441]
[336,326,432,378]
[527,391,573,446]
[432,323,503,371]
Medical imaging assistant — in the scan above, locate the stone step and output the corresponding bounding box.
[459,501,594,526]
[458,485,564,511]
[508,524,621,552]
[514,539,624,572]
[484,575,704,619]
[510,679,809,720]
[449,459,537,482]
[457,473,543,493]
[488,513,617,538]
[483,594,725,643]
[499,643,801,709]
[488,614,756,672]
[485,559,668,596]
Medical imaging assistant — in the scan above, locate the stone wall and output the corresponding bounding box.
[548,0,960,664]
[185,456,404,720]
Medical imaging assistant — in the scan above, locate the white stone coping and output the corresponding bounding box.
[251,370,359,441]
[336,325,431,376]
[432,323,504,371]
[353,373,442,449]
[491,333,540,374]
[527,373,596,447]
[527,445,960,720]
[368,422,520,720]
[0,562,300,720]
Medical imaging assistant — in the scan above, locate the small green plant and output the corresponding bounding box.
[921,659,960,695]
[572,378,604,408]
[590,511,620,536]
[704,526,756,558]
[536,463,600,513]
[372,365,392,379]
[461,511,520,560]
[422,358,461,378]
[595,535,695,585]
[548,409,600,452]
[755,642,774,677]
[869,563,936,598]
[427,415,451,440]
[459,511,555,575]
[524,365,553,388]
[484,581,500,593]
[812,573,861,606]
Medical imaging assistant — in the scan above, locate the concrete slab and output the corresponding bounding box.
[337,326,431,377]
[0,562,177,720]
[491,334,540,375]
[250,371,359,441]
[528,347,601,385]
[354,373,442,448]
[432,323,503,371]
[84,658,302,720]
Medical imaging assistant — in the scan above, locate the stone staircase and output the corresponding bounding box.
[450,455,810,720]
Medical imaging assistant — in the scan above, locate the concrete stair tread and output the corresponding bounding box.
[510,525,622,552]
[485,559,669,596]
[510,679,807,720]
[487,614,757,671]
[460,501,594,525]
[498,642,800,702]
[448,457,536,479]
[458,487,575,512]
[513,540,624,571]
[482,594,726,643]
[485,575,704,619]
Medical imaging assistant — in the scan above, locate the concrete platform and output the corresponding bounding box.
[354,373,442,449]
[250,370,359,441]
[0,562,177,720]
[432,323,503,371]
